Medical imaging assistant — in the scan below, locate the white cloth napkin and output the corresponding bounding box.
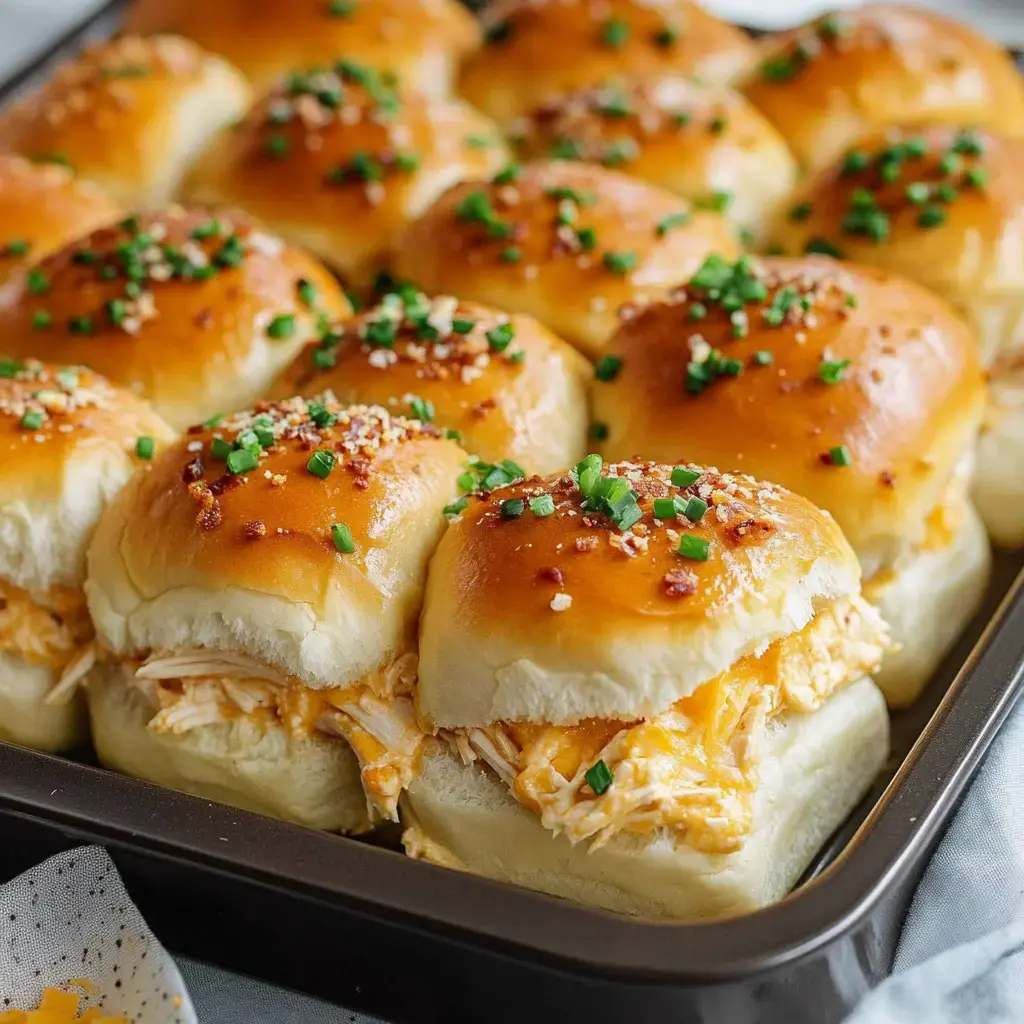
[0,847,197,1022]
[847,699,1024,1022]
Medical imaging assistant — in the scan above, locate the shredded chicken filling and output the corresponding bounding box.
[445,597,888,855]
[130,650,422,823]
[0,580,97,703]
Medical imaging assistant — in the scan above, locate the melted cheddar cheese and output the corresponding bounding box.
[0,580,92,670]
[451,597,888,854]
[134,652,422,822]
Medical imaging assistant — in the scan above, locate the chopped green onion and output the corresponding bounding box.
[500,497,526,519]
[331,523,356,553]
[444,496,469,517]
[409,396,434,422]
[588,421,609,441]
[226,448,259,475]
[602,250,636,275]
[307,400,337,428]
[20,411,44,431]
[965,167,988,189]
[804,238,843,258]
[819,358,852,385]
[486,322,515,352]
[656,212,690,237]
[917,205,946,229]
[594,354,623,382]
[493,164,521,185]
[828,445,852,467]
[0,358,21,378]
[754,350,773,366]
[451,318,475,335]
[683,497,708,523]
[26,268,48,294]
[678,534,710,561]
[134,436,155,460]
[600,18,630,48]
[671,466,701,488]
[529,494,555,517]
[585,759,613,795]
[210,437,233,460]
[789,201,813,222]
[298,279,317,307]
[32,310,52,330]
[307,449,336,478]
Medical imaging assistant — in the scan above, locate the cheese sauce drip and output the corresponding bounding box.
[130,650,423,822]
[448,596,887,854]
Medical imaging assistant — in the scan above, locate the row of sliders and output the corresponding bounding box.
[0,0,1022,920]
[2,369,888,919]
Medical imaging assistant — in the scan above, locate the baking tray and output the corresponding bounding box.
[2,5,1024,1022]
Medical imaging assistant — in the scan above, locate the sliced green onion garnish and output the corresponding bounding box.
[226,448,259,475]
[529,494,555,517]
[307,449,336,478]
[135,436,155,460]
[819,358,852,385]
[678,534,710,561]
[331,523,355,553]
[585,759,613,794]
[671,466,701,488]
[594,354,623,381]
[683,497,708,523]
[828,445,853,467]
[500,497,526,519]
[20,411,44,430]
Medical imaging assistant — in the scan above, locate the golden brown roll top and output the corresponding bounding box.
[186,63,507,288]
[0,360,175,591]
[85,396,467,688]
[417,456,862,729]
[271,291,590,475]
[512,77,797,241]
[393,160,741,358]
[592,255,985,571]
[0,207,350,431]
[461,0,757,124]
[124,0,479,99]
[0,35,251,209]
[769,126,1024,368]
[0,156,121,307]
[742,5,1024,174]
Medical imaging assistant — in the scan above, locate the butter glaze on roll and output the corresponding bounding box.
[124,0,479,100]
[186,63,508,289]
[271,290,590,475]
[592,255,990,706]
[0,207,350,431]
[512,77,797,243]
[0,156,121,308]
[404,457,890,918]
[461,0,757,124]
[84,396,466,832]
[394,160,740,359]
[0,359,174,752]
[741,5,1024,174]
[0,35,250,209]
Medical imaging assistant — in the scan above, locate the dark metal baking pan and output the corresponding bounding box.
[3,4,1024,1022]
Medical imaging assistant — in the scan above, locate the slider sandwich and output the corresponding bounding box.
[0,35,250,210]
[185,61,508,289]
[395,160,739,359]
[270,288,591,476]
[592,255,990,706]
[83,396,465,831]
[461,0,756,125]
[742,4,1024,174]
[769,126,1024,547]
[0,207,349,431]
[405,456,890,919]
[0,359,174,751]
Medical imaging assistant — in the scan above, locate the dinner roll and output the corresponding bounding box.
[124,0,479,99]
[85,396,466,831]
[741,5,1024,174]
[461,0,757,124]
[512,77,797,242]
[0,36,250,210]
[975,369,1024,548]
[186,63,507,289]
[405,457,890,918]
[769,127,1024,369]
[394,160,740,358]
[0,156,121,308]
[0,207,350,431]
[0,359,174,752]
[271,290,590,475]
[592,255,989,706]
